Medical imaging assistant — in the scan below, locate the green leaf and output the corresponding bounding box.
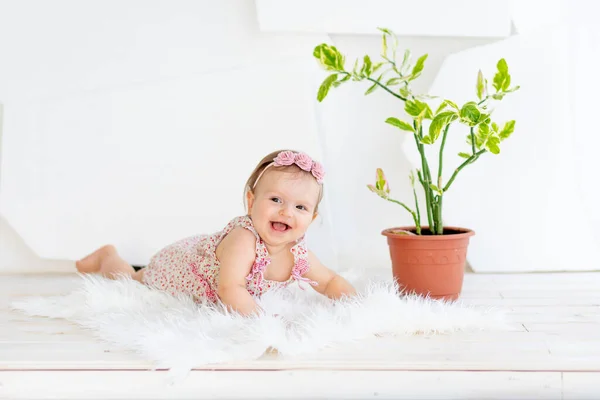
[428,111,458,142]
[365,83,377,95]
[435,101,447,115]
[367,184,388,199]
[405,99,433,119]
[352,59,359,75]
[386,77,405,86]
[475,123,491,149]
[444,99,460,111]
[429,184,443,195]
[374,168,389,194]
[372,62,385,74]
[317,74,338,102]
[458,152,471,159]
[486,136,501,154]
[492,58,511,93]
[476,70,486,100]
[497,58,508,73]
[399,87,411,98]
[410,54,428,79]
[503,74,511,91]
[435,99,459,115]
[382,34,388,58]
[378,27,398,60]
[400,49,411,74]
[493,74,504,92]
[360,55,373,77]
[385,117,415,132]
[313,44,345,71]
[499,120,516,140]
[505,85,520,93]
[459,102,482,126]
[420,136,433,145]
[332,73,351,87]
[415,93,439,100]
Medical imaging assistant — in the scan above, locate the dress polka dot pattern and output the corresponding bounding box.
[142,215,316,303]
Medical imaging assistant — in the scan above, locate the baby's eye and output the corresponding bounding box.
[296,205,306,211]
[271,197,282,203]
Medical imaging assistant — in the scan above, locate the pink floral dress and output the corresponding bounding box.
[142,215,317,303]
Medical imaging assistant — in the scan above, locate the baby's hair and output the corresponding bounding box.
[244,149,325,213]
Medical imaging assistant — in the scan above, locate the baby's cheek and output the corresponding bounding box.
[297,217,312,231]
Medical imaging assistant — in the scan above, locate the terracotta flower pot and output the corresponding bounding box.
[381,226,475,301]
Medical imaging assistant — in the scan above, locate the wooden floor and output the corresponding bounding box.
[1,271,600,399]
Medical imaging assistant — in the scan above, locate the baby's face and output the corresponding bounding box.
[247,169,320,248]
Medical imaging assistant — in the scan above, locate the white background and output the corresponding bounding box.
[2,0,597,273]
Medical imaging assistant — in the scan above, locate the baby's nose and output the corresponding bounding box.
[279,205,293,217]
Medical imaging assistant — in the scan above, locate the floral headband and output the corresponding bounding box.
[253,150,325,188]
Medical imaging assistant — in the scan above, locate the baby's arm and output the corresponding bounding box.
[304,250,356,299]
[216,227,261,316]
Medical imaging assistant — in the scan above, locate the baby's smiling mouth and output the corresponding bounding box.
[271,221,291,232]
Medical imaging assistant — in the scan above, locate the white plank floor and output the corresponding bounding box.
[1,271,600,399]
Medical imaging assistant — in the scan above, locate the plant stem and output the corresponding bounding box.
[431,201,438,234]
[417,170,424,185]
[436,195,443,234]
[431,124,451,234]
[437,124,450,186]
[419,124,436,233]
[443,149,486,192]
[386,198,420,233]
[382,55,402,76]
[366,77,407,101]
[470,127,476,155]
[413,123,434,230]
[412,186,421,235]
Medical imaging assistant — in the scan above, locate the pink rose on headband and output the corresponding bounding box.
[273,151,296,166]
[311,161,325,184]
[294,152,313,171]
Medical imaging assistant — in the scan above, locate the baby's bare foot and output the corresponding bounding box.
[75,245,115,273]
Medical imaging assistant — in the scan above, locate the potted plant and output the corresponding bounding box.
[313,28,519,301]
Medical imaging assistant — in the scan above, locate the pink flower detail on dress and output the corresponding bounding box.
[273,151,296,166]
[294,153,313,171]
[310,161,325,184]
[246,257,270,287]
[198,278,218,303]
[190,262,200,276]
[293,258,310,275]
[291,258,318,289]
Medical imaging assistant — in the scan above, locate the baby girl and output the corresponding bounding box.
[76,149,356,315]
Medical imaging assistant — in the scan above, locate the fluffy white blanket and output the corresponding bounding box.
[11,270,507,376]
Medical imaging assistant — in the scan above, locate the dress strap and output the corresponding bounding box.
[290,238,317,289]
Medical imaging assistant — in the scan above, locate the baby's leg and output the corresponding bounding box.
[76,245,140,281]
[76,245,114,273]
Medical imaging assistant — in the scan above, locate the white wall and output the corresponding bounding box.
[255,0,512,37]
[427,17,600,272]
[0,0,337,273]
[0,0,501,273]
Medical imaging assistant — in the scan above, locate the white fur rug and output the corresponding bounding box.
[11,270,507,376]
